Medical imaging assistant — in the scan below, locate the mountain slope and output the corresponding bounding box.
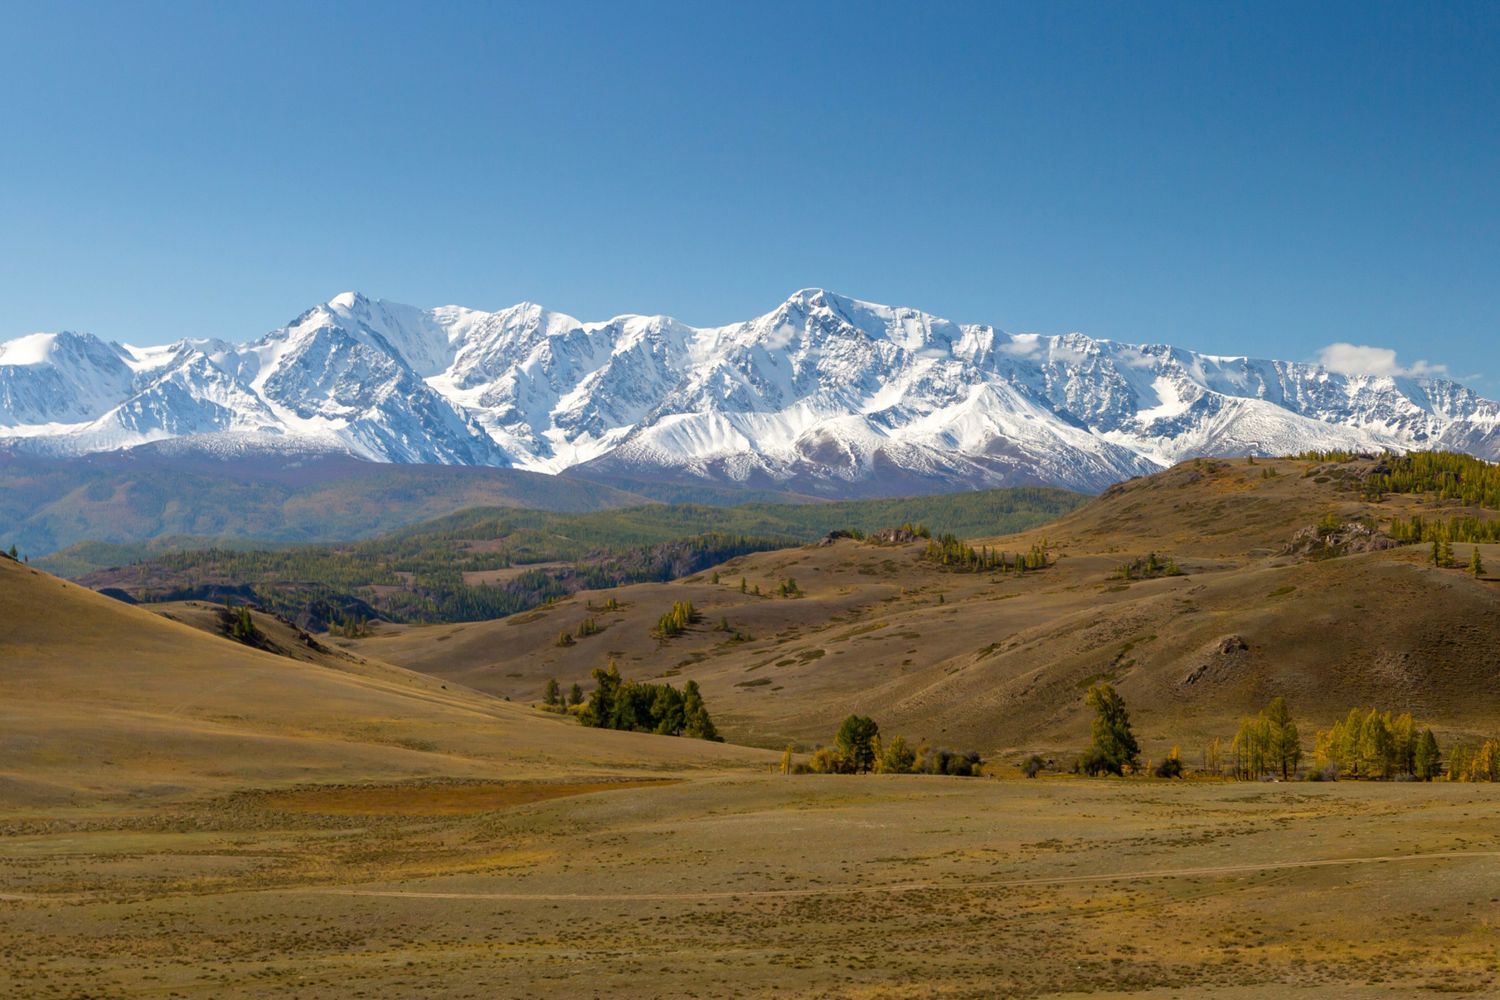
[5,289,1499,495]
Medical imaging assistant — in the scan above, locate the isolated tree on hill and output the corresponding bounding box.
[543,678,561,707]
[836,714,880,773]
[1082,683,1139,776]
[568,682,584,707]
[1471,547,1485,577]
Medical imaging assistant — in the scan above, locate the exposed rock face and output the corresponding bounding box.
[1182,635,1251,687]
[1282,520,1402,559]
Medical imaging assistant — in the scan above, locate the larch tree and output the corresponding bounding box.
[1082,683,1140,776]
[835,714,880,774]
[1414,728,1442,780]
[1263,696,1302,780]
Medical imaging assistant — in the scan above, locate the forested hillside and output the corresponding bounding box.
[78,487,1084,627]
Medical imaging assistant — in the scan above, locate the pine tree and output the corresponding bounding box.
[568,682,584,707]
[1471,547,1485,577]
[543,678,561,707]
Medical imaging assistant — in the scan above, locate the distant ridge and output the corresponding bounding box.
[4,289,1498,495]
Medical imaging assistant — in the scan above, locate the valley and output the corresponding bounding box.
[5,453,1500,998]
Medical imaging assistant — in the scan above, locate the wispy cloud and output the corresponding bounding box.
[1313,343,1448,379]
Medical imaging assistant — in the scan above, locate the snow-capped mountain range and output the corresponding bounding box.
[4,289,1497,494]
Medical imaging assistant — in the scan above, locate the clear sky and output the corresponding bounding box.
[3,1,1497,388]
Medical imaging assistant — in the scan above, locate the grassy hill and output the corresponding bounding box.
[348,455,1500,760]
[0,556,771,807]
[72,486,1085,626]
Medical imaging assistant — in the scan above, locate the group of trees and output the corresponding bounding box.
[577,662,721,741]
[1230,697,1302,780]
[1361,451,1500,509]
[921,533,1051,574]
[1446,739,1500,782]
[654,600,700,638]
[541,677,585,710]
[556,615,605,647]
[789,714,983,776]
[1113,552,1183,581]
[224,604,261,645]
[1314,708,1443,780]
[1070,687,1452,783]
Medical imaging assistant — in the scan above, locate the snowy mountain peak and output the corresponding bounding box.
[2,291,1496,496]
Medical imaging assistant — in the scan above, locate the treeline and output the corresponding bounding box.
[575,662,721,741]
[786,714,983,777]
[1313,708,1441,780]
[1362,451,1500,509]
[376,488,1085,566]
[91,532,790,629]
[922,534,1050,573]
[1064,685,1497,783]
[1387,514,1500,546]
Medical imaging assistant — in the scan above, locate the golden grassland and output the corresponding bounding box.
[2,775,1498,997]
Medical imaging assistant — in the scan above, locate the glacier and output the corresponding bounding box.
[3,288,1497,495]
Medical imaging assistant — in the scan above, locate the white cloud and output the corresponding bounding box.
[998,333,1042,358]
[1314,342,1448,378]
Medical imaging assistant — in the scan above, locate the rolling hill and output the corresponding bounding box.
[0,556,771,807]
[346,455,1500,759]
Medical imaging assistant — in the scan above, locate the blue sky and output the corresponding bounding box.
[2,1,1497,387]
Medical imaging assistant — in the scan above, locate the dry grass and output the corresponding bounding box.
[258,778,678,816]
[2,775,1497,997]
